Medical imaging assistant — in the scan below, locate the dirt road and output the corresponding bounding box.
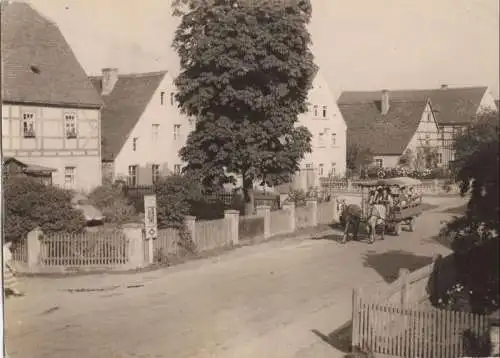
[4,200,463,358]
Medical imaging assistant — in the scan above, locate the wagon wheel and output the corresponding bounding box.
[394,222,402,236]
[408,217,416,232]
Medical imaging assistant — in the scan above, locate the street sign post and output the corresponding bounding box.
[144,195,157,263]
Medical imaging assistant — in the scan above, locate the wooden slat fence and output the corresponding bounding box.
[11,238,27,263]
[195,218,232,251]
[40,230,129,266]
[352,296,489,358]
[295,206,313,229]
[270,210,291,236]
[144,228,182,263]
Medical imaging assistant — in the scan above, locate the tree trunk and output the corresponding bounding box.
[243,177,255,216]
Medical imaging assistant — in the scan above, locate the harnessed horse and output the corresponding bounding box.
[366,203,388,244]
[337,199,363,244]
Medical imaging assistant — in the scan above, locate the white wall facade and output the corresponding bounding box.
[113,73,195,185]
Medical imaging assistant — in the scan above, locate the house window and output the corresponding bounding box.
[160,91,166,105]
[322,106,327,118]
[22,112,35,138]
[152,164,160,184]
[331,133,337,146]
[152,124,160,142]
[174,164,181,175]
[128,165,138,186]
[375,159,383,168]
[330,162,336,176]
[64,166,76,187]
[170,92,175,106]
[427,112,432,122]
[132,137,138,151]
[318,132,325,147]
[438,153,443,165]
[305,163,313,169]
[64,113,77,138]
[313,105,318,117]
[173,124,181,140]
[318,163,324,176]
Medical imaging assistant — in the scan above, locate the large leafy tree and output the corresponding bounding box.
[172,0,316,212]
[346,143,373,177]
[442,109,499,313]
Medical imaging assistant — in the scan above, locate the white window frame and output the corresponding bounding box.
[22,112,35,138]
[170,92,175,106]
[330,162,336,176]
[64,166,76,188]
[64,113,77,139]
[318,163,324,177]
[174,164,181,175]
[375,159,383,168]
[305,163,313,170]
[173,124,181,140]
[318,132,325,147]
[160,91,166,105]
[322,106,327,118]
[128,165,138,186]
[331,132,337,146]
[152,164,160,184]
[313,105,318,117]
[152,124,160,143]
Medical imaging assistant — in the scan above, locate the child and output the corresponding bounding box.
[3,242,24,297]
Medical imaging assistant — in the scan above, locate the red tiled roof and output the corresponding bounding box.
[338,86,488,126]
[89,71,167,161]
[1,2,102,109]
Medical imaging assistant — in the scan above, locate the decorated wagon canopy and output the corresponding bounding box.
[357,176,422,187]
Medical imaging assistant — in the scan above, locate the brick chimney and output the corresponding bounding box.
[441,84,448,90]
[101,68,119,95]
[381,89,390,115]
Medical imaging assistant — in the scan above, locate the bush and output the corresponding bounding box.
[364,166,452,180]
[88,184,138,224]
[4,176,86,241]
[285,189,307,207]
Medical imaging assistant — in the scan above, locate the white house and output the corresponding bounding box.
[90,69,194,185]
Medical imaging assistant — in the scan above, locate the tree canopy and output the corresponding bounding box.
[346,143,373,176]
[172,0,316,209]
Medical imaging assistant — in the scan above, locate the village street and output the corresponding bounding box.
[5,197,465,358]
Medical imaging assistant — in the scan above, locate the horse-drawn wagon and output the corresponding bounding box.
[339,176,424,244]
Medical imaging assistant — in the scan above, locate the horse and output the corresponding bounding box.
[366,204,388,244]
[337,199,363,244]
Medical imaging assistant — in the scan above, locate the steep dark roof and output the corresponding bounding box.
[89,71,167,161]
[338,99,428,156]
[338,86,488,126]
[1,2,102,108]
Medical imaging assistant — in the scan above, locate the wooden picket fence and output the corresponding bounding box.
[352,292,489,357]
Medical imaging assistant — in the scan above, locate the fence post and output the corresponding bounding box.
[122,223,146,269]
[347,179,352,192]
[399,268,410,306]
[282,202,296,233]
[224,210,240,245]
[26,227,42,273]
[351,287,361,351]
[433,179,439,193]
[184,215,196,245]
[306,198,318,227]
[255,205,271,239]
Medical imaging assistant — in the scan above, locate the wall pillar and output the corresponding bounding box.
[224,210,240,245]
[282,202,296,233]
[306,199,318,227]
[27,227,42,273]
[256,205,271,239]
[123,223,147,269]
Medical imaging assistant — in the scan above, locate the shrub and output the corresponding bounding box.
[88,184,137,224]
[285,189,307,207]
[4,176,86,241]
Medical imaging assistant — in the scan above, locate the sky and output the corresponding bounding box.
[26,0,500,99]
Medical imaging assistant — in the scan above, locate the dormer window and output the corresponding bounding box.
[65,113,77,138]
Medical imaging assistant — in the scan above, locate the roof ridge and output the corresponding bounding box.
[341,86,488,94]
[91,70,168,79]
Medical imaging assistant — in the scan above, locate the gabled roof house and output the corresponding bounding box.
[1,1,103,192]
[90,69,193,186]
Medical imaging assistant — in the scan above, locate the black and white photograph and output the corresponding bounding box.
[1,0,499,357]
